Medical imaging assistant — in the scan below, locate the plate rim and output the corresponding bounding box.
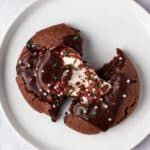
[0,0,150,149]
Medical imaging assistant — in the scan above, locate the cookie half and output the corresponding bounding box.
[64,49,140,134]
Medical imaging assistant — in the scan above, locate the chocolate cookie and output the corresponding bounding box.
[16,24,83,121]
[64,49,140,134]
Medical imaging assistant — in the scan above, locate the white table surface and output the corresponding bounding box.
[0,0,150,150]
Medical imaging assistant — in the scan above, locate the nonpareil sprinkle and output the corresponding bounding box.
[63,50,69,56]
[26,40,32,48]
[65,93,70,97]
[73,34,79,40]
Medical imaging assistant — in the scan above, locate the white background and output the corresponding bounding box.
[0,0,150,150]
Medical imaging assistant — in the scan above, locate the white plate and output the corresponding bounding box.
[0,0,150,150]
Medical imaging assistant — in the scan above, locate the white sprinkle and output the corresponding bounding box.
[94,96,97,99]
[60,92,63,96]
[119,57,123,60]
[47,89,50,93]
[47,84,51,87]
[122,94,127,98]
[34,73,37,77]
[126,79,131,84]
[39,89,42,92]
[108,118,112,122]
[83,110,87,114]
[88,93,91,96]
[66,70,69,73]
[102,103,108,109]
[100,98,103,102]
[43,92,47,96]
[60,52,64,55]
[52,104,56,108]
[32,44,36,48]
[33,52,37,56]
[67,111,71,114]
[92,88,96,92]
[81,96,88,103]
[41,70,44,73]
[85,89,88,92]
[27,64,31,67]
[19,60,21,64]
[54,85,58,89]
[94,105,98,110]
[35,68,38,71]
[89,80,92,83]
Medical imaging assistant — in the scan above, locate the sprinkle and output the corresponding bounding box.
[35,68,38,71]
[85,89,88,92]
[51,118,55,122]
[43,92,47,96]
[126,79,131,84]
[74,67,78,71]
[53,76,58,81]
[63,50,69,56]
[86,103,90,110]
[42,47,46,51]
[41,70,44,73]
[52,104,56,108]
[94,96,97,99]
[34,73,37,77]
[53,63,57,68]
[53,95,58,99]
[81,97,88,103]
[94,77,97,81]
[79,109,83,114]
[66,70,69,73]
[100,98,103,102]
[56,103,60,107]
[83,110,87,114]
[27,64,31,68]
[54,85,58,89]
[31,44,36,48]
[90,92,94,96]
[122,94,127,98]
[101,78,105,83]
[102,103,108,109]
[39,89,42,92]
[65,65,70,69]
[92,88,96,92]
[65,93,70,97]
[87,74,91,80]
[19,60,21,64]
[27,40,32,48]
[119,57,123,60]
[60,52,64,55]
[45,49,49,53]
[94,105,98,110]
[47,84,51,87]
[33,52,37,56]
[94,84,100,89]
[67,111,71,114]
[89,80,92,84]
[108,118,112,122]
[59,92,63,96]
[88,93,90,96]
[93,111,97,115]
[72,86,76,91]
[47,89,50,93]
[73,34,79,40]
